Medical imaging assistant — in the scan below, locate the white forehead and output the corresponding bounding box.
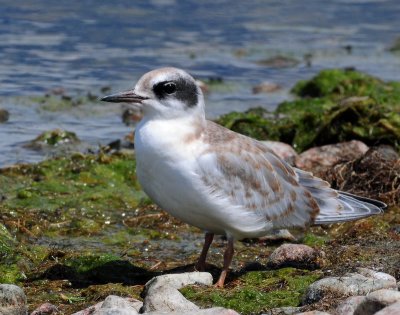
[135,67,193,90]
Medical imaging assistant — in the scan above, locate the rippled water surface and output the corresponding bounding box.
[1,0,400,166]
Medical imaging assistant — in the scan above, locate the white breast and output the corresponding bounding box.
[134,117,225,234]
[134,117,274,239]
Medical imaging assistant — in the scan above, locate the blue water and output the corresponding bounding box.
[1,0,400,166]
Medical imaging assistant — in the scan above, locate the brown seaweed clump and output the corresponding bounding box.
[324,146,400,206]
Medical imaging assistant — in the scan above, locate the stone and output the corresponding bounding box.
[0,284,27,315]
[71,301,103,315]
[294,140,368,172]
[335,296,365,315]
[30,303,58,315]
[261,306,303,314]
[267,243,323,269]
[252,82,282,94]
[259,229,297,243]
[375,301,400,315]
[262,141,298,164]
[354,289,400,315]
[142,272,213,313]
[303,269,397,304]
[295,311,332,315]
[72,296,142,315]
[146,307,240,315]
[0,108,10,123]
[356,268,397,283]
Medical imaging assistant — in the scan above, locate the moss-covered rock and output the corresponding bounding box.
[25,129,80,149]
[216,69,400,152]
[181,268,321,315]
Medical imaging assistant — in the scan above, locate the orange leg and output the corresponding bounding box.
[195,232,214,271]
[215,237,234,288]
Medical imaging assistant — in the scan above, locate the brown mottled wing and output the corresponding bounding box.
[198,123,320,229]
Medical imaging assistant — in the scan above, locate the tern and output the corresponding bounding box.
[102,67,385,287]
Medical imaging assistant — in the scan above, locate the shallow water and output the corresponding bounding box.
[1,0,400,166]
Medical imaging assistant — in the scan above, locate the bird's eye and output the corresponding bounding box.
[162,82,176,94]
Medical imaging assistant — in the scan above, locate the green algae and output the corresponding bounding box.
[216,69,400,151]
[181,268,321,315]
[26,129,80,148]
[300,232,329,247]
[64,253,121,274]
[29,93,98,111]
[1,152,145,216]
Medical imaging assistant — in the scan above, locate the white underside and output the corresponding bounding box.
[134,116,273,240]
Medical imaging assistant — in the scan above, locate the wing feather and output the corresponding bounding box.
[198,124,320,230]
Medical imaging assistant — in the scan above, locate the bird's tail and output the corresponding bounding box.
[294,168,386,225]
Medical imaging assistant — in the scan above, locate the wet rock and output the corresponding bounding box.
[142,272,213,313]
[30,303,58,315]
[335,296,365,315]
[294,140,368,173]
[326,146,400,205]
[267,243,324,270]
[354,289,400,315]
[146,308,240,315]
[0,108,10,123]
[261,306,303,314]
[72,295,142,315]
[303,269,397,304]
[261,141,298,164]
[375,301,400,315]
[0,284,27,315]
[25,129,80,149]
[257,55,300,68]
[122,107,142,126]
[196,80,210,94]
[252,82,282,94]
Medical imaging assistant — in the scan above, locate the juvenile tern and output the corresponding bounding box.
[102,67,385,287]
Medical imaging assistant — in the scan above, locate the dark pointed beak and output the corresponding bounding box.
[100,90,149,103]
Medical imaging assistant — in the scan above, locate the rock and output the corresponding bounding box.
[303,269,397,304]
[261,306,303,314]
[72,296,142,315]
[294,140,368,173]
[295,312,332,315]
[122,107,142,126]
[354,289,400,315]
[259,229,297,243]
[252,82,282,94]
[25,129,80,149]
[71,301,103,315]
[262,141,298,164]
[267,243,323,270]
[146,307,240,315]
[30,303,58,315]
[142,272,213,313]
[335,296,365,315]
[0,284,27,315]
[257,55,300,68]
[357,268,397,283]
[375,301,400,315]
[0,108,10,123]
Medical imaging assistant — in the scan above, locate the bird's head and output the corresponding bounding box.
[101,67,205,120]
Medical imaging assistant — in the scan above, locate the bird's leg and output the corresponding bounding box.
[215,236,234,288]
[195,232,214,271]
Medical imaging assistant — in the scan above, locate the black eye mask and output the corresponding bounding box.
[153,78,198,108]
